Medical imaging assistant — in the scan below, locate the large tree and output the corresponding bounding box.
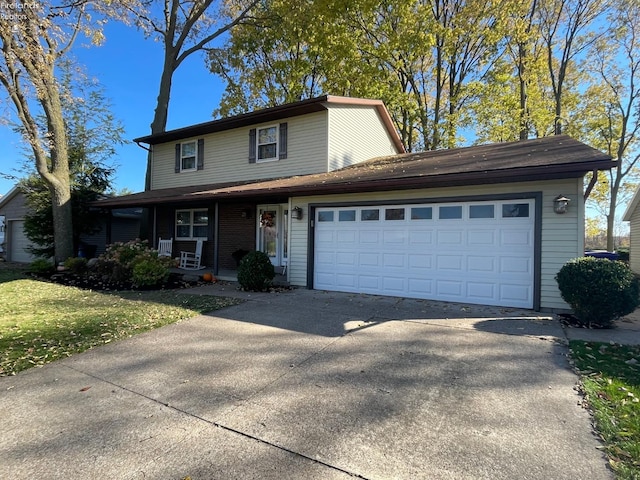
[115,0,259,190]
[0,0,105,262]
[538,0,606,135]
[19,61,124,258]
[580,0,640,250]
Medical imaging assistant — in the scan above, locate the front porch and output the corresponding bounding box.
[170,267,289,286]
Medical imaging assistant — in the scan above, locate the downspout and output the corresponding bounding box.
[583,169,599,201]
[135,141,151,152]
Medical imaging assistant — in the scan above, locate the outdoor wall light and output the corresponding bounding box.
[291,206,303,220]
[553,195,570,214]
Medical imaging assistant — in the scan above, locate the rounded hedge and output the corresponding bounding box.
[237,250,275,291]
[555,257,640,327]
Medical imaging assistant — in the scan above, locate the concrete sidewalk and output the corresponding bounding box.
[1,287,613,479]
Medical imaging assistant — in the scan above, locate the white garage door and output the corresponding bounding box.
[10,220,36,263]
[313,199,535,308]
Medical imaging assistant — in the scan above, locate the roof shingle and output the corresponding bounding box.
[96,135,614,208]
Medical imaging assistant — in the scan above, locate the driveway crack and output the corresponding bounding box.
[62,342,371,479]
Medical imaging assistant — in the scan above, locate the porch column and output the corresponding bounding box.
[105,209,113,245]
[152,206,157,247]
[213,202,219,275]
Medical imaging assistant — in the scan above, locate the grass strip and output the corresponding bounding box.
[0,270,241,376]
[570,340,640,479]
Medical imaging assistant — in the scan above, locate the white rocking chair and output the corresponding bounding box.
[179,239,203,270]
[157,238,173,258]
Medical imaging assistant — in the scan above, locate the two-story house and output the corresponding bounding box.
[98,95,615,311]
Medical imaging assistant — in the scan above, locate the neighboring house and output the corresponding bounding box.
[0,187,38,263]
[0,186,141,262]
[623,188,640,274]
[97,95,614,311]
[0,213,4,253]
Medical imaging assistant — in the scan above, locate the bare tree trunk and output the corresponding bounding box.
[518,42,529,140]
[50,182,74,261]
[606,207,615,251]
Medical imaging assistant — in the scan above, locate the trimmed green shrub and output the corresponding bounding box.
[28,259,55,277]
[64,257,88,274]
[132,257,170,288]
[617,248,630,262]
[556,257,640,327]
[95,239,171,288]
[237,250,275,291]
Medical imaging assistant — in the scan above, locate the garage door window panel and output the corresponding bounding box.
[339,210,356,221]
[439,206,462,219]
[318,211,334,222]
[502,203,530,218]
[470,205,495,219]
[361,209,380,221]
[411,207,433,220]
[385,208,405,220]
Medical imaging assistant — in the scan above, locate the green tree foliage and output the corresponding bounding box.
[0,0,108,263]
[579,0,640,250]
[19,63,124,258]
[211,0,510,152]
[211,0,636,244]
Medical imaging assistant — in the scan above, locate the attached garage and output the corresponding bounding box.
[313,198,537,308]
[94,134,616,312]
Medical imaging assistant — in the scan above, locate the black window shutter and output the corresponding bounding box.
[175,144,181,173]
[279,123,288,159]
[248,128,257,163]
[197,138,204,170]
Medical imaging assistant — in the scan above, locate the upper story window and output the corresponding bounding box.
[249,123,288,163]
[181,141,197,171]
[174,138,204,173]
[258,126,278,161]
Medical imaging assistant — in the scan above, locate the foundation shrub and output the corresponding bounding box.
[95,239,171,288]
[237,250,275,291]
[556,257,640,328]
[28,259,55,277]
[64,257,88,274]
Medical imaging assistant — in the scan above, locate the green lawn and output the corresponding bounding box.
[0,266,241,376]
[570,340,640,478]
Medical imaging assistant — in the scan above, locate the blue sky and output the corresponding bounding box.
[0,21,226,197]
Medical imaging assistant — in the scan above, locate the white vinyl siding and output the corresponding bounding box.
[630,207,640,274]
[9,220,36,263]
[150,103,403,190]
[151,112,328,190]
[327,105,400,171]
[288,178,582,311]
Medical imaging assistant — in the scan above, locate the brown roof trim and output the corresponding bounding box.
[96,136,614,209]
[133,95,405,152]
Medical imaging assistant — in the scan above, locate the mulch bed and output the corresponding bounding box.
[46,271,205,292]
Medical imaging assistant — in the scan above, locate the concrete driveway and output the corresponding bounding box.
[1,287,611,479]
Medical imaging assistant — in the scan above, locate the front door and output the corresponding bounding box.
[257,204,288,267]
